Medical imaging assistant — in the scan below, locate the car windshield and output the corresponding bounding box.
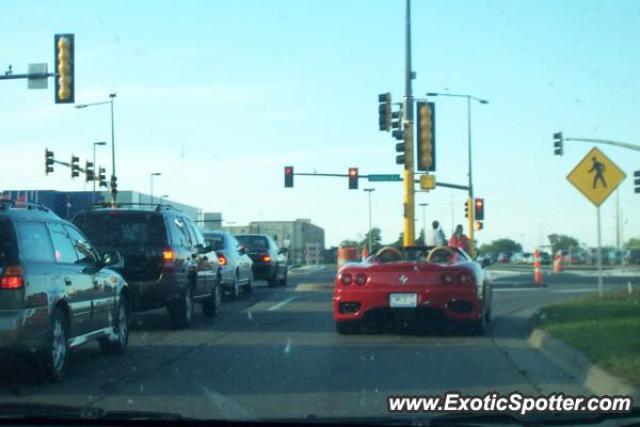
[1,1,639,424]
[73,211,167,247]
[235,235,269,251]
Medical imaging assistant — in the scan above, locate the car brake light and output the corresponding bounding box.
[458,271,476,286]
[218,254,227,266]
[340,272,353,286]
[262,254,271,262]
[440,273,454,285]
[1,266,24,289]
[162,248,176,266]
[354,273,368,286]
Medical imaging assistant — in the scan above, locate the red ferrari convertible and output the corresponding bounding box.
[333,246,492,335]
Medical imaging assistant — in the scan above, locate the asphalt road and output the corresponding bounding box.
[0,266,636,421]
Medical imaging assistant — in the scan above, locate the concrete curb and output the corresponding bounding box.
[528,323,640,400]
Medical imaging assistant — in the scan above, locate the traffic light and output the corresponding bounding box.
[45,149,54,175]
[284,166,294,188]
[416,102,435,171]
[395,142,405,165]
[110,175,118,192]
[553,132,563,156]
[348,167,358,190]
[54,34,74,104]
[71,155,79,178]
[474,198,485,221]
[475,221,484,231]
[98,167,107,187]
[464,200,470,218]
[634,170,640,194]
[85,161,95,182]
[378,93,391,132]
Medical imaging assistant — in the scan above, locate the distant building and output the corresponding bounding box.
[0,190,202,221]
[200,212,223,231]
[224,219,325,265]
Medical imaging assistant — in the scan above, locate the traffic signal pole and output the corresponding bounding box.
[402,0,416,247]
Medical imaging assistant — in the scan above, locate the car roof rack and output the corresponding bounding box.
[0,199,51,213]
[89,202,178,212]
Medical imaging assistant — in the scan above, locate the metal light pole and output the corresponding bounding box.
[76,93,117,203]
[92,141,106,202]
[425,92,489,256]
[419,203,428,242]
[402,0,416,247]
[363,188,376,252]
[150,172,161,205]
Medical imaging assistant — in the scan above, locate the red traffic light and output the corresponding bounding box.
[348,167,358,190]
[284,166,294,188]
[474,198,484,221]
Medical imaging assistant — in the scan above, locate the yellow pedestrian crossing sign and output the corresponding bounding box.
[567,147,626,206]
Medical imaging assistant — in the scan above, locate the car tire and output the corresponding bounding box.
[278,268,288,287]
[468,312,487,336]
[243,273,253,294]
[231,273,241,299]
[335,321,360,335]
[168,286,194,329]
[99,296,129,354]
[202,279,222,318]
[42,308,69,382]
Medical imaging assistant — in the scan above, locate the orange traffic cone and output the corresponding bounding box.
[533,249,544,286]
[362,244,369,261]
[553,251,564,273]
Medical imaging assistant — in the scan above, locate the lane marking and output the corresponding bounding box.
[267,296,297,311]
[552,288,598,294]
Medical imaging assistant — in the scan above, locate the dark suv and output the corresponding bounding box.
[73,204,221,329]
[235,234,288,287]
[0,201,128,382]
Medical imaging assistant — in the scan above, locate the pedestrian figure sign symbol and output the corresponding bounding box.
[588,156,607,189]
[567,147,625,206]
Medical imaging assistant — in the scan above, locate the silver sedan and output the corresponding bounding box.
[203,231,253,298]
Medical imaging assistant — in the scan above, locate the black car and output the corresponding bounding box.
[0,200,128,381]
[235,234,288,287]
[73,204,221,329]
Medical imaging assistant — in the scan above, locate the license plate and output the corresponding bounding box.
[389,293,417,308]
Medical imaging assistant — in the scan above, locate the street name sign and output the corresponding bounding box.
[368,174,402,182]
[566,147,625,207]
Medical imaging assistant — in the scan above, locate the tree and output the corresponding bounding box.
[415,228,425,246]
[362,227,382,253]
[478,238,522,254]
[339,239,359,248]
[547,234,580,254]
[625,238,640,250]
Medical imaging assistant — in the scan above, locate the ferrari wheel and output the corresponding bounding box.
[335,321,360,335]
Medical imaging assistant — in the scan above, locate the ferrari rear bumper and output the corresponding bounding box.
[333,286,483,322]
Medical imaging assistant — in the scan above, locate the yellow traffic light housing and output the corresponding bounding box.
[54,34,74,104]
[416,101,435,171]
[419,174,436,190]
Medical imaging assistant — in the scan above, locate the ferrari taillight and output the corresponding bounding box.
[340,272,353,286]
[440,273,455,285]
[458,271,476,286]
[354,273,368,286]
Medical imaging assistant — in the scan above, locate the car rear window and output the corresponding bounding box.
[73,211,167,247]
[204,233,225,251]
[0,219,17,264]
[236,235,269,251]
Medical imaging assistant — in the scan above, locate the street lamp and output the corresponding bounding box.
[363,188,376,253]
[425,91,489,256]
[76,93,117,202]
[150,172,161,205]
[92,141,106,201]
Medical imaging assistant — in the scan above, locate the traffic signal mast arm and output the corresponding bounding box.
[563,137,640,153]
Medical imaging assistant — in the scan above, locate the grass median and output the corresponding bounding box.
[538,291,640,386]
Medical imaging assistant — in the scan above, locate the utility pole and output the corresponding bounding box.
[364,188,375,253]
[402,0,416,247]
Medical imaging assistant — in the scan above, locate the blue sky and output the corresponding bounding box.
[1,0,639,249]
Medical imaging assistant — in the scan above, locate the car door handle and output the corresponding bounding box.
[64,277,72,286]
